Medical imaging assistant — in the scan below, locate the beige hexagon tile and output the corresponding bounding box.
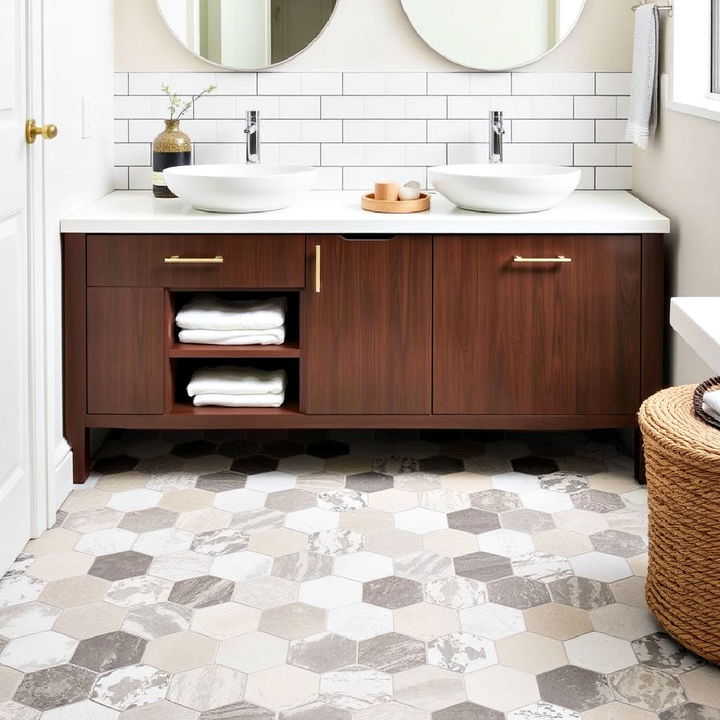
[216,631,288,672]
[141,630,216,673]
[53,602,127,639]
[40,575,112,608]
[118,700,197,719]
[248,528,308,557]
[565,631,637,673]
[259,603,327,640]
[496,631,567,674]
[182,455,232,475]
[24,529,81,556]
[354,701,430,720]
[609,576,648,608]
[439,472,493,493]
[324,456,372,474]
[393,665,466,712]
[589,603,660,640]
[158,489,214,512]
[94,472,151,493]
[0,666,22,702]
[364,529,424,558]
[459,602,525,640]
[553,509,610,536]
[27,552,94,581]
[422,530,478,558]
[232,576,299,610]
[582,701,657,719]
[173,507,233,534]
[628,553,648,577]
[244,665,320,711]
[339,509,394,535]
[191,602,261,639]
[534,529,593,558]
[588,472,643,494]
[148,550,213,582]
[394,602,460,641]
[60,489,112,513]
[681,666,720,707]
[465,665,540,712]
[523,602,593,641]
[368,489,420,513]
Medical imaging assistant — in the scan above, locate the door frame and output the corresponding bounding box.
[27,0,68,535]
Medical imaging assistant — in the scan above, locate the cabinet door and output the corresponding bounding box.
[87,288,165,414]
[434,235,642,415]
[304,236,432,414]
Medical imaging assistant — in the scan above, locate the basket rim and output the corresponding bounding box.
[693,376,720,431]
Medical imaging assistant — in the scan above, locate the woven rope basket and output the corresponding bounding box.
[639,384,720,663]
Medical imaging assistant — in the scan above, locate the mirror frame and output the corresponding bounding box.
[400,0,588,71]
[155,0,340,72]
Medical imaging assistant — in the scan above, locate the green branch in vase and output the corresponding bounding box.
[161,83,217,121]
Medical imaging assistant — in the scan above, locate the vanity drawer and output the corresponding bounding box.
[86,234,306,288]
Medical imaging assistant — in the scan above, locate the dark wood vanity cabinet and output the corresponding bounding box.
[303,235,432,415]
[63,231,664,483]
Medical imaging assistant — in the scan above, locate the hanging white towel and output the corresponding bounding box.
[179,327,286,346]
[626,3,660,149]
[193,392,285,408]
[177,295,287,331]
[187,366,287,397]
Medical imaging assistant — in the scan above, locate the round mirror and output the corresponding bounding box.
[156,0,337,70]
[401,0,586,71]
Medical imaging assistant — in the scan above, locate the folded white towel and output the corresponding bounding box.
[704,389,720,417]
[187,366,287,397]
[626,3,659,149]
[193,392,285,408]
[177,295,287,331]
[702,402,720,424]
[179,327,285,346]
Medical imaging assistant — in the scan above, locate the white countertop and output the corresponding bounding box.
[61,190,670,235]
[670,297,720,373]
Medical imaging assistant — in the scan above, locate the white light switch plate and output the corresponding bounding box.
[81,95,93,138]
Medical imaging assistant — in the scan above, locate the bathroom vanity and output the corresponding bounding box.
[61,190,669,483]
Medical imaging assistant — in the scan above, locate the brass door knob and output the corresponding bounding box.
[25,119,58,144]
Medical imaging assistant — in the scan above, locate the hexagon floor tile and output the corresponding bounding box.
[0,429,716,719]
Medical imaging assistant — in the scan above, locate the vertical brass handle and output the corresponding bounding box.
[314,245,321,293]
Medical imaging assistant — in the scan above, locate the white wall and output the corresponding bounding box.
[116,0,636,72]
[41,0,115,511]
[633,17,720,386]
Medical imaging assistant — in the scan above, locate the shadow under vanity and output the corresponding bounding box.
[61,191,668,484]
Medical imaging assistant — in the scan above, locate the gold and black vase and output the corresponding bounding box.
[152,119,191,198]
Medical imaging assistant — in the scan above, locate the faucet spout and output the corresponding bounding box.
[489,110,504,164]
[245,110,260,164]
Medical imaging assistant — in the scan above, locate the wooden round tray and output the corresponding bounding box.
[361,192,431,214]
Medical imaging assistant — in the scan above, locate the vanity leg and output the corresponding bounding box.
[70,428,90,484]
[634,427,646,485]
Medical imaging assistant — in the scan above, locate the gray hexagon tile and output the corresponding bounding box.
[0,429,716,719]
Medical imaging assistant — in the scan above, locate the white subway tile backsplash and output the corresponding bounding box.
[113,71,633,191]
[577,167,595,190]
[113,166,129,191]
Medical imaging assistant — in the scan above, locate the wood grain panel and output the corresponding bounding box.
[433,235,642,415]
[87,234,305,288]
[87,288,165,414]
[304,235,432,414]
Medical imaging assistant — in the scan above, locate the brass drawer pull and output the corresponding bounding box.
[163,255,224,264]
[315,245,321,293]
[513,255,572,263]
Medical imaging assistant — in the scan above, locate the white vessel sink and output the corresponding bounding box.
[670,297,720,373]
[429,164,582,213]
[164,164,319,213]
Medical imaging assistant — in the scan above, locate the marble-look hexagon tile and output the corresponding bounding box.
[539,473,589,494]
[121,602,192,639]
[320,665,392,710]
[195,472,246,493]
[107,490,162,513]
[681,666,720,708]
[258,602,326,640]
[88,551,153,582]
[589,530,646,558]
[14,664,96,711]
[536,665,613,712]
[217,631,288,673]
[512,552,572,583]
[105,576,173,608]
[488,576,551,609]
[0,631,77,672]
[318,489,367,513]
[631,632,705,674]
[446,509,501,535]
[64,508,124,533]
[501,509,555,534]
[476,529,536,558]
[419,490,472,513]
[394,602,460,641]
[168,576,235,608]
[358,632,426,673]
[213,489,267,514]
[148,550,213,582]
[357,701,430,720]
[394,551,454,582]
[288,632,356,673]
[245,664,320,711]
[548,576,615,610]
[345,472,394,494]
[175,508,233,535]
[571,491,625,514]
[470,489,522,513]
[533,530,593,558]
[454,551,513,583]
[298,576,362,609]
[519,490,574,514]
[119,508,178,534]
[459,602,525,640]
[609,665,687,712]
[424,576,487,610]
[167,664,246,712]
[142,631,218,673]
[523,603,593,642]
[564,631,636,674]
[327,603,393,641]
[508,701,581,719]
[211,551,273,582]
[589,603,660,641]
[284,508,340,534]
[0,602,61,637]
[363,575,423,609]
[657,703,720,720]
[91,664,171,711]
[265,489,316,513]
[427,632,497,672]
[334,552,393,582]
[393,665,466,712]
[133,528,194,556]
[584,702,657,719]
[42,699,120,719]
[273,552,333,583]
[569,552,631,583]
[432,701,502,720]
[191,528,249,556]
[191,602,260,639]
[393,473,442,494]
[307,529,363,557]
[0,700,40,719]
[120,700,198,719]
[232,576,298,609]
[466,665,540,713]
[278,700,350,720]
[71,630,146,672]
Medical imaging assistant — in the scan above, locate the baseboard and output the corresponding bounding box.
[53,440,73,517]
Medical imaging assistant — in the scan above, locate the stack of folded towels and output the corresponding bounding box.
[176,294,286,345]
[703,389,720,424]
[187,366,287,408]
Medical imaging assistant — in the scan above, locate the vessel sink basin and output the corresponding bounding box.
[429,164,582,213]
[164,164,319,213]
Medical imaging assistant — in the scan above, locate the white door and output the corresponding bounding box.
[0,0,33,571]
